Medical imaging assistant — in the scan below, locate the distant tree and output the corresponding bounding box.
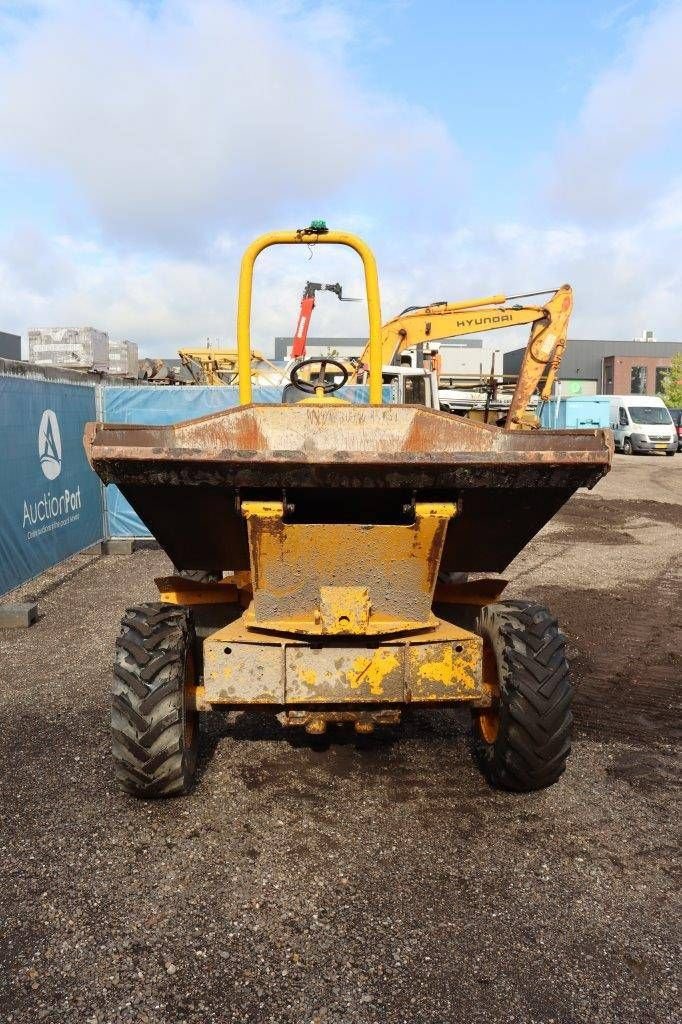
[659,352,682,407]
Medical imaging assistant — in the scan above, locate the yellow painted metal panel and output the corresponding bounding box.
[204,633,284,704]
[201,612,486,707]
[241,499,457,635]
[407,634,482,702]
[319,586,370,634]
[286,644,404,703]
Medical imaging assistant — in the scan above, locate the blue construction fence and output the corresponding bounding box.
[0,375,105,594]
[0,377,387,593]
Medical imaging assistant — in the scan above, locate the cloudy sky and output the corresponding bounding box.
[0,0,681,356]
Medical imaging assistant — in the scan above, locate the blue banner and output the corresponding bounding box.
[0,377,104,594]
[102,384,390,537]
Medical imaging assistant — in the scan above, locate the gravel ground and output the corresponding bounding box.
[1,454,680,1024]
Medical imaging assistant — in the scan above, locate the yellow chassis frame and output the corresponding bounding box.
[158,224,567,717]
[236,228,384,405]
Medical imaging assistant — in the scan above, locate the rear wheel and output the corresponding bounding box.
[112,602,198,798]
[472,601,572,791]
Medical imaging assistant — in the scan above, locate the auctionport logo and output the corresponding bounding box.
[23,485,82,536]
[38,409,62,480]
[22,408,83,539]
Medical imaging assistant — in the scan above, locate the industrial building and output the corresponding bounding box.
[274,335,495,379]
[108,339,139,378]
[503,339,681,396]
[26,328,141,377]
[29,326,110,372]
[0,331,21,360]
[274,336,364,361]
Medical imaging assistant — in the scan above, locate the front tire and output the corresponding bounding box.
[622,437,633,455]
[472,601,572,792]
[112,603,198,798]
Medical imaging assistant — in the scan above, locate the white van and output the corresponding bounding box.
[609,395,676,456]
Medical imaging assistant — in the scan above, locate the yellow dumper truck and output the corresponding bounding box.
[85,224,612,799]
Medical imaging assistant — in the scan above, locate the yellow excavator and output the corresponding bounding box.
[350,286,573,427]
[178,346,287,388]
[180,281,573,428]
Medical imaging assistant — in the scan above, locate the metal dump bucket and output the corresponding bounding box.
[85,403,612,574]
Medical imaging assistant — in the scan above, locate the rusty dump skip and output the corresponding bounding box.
[84,403,612,574]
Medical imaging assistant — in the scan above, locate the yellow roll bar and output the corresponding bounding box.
[236,228,383,405]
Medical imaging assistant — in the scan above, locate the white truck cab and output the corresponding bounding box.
[284,360,535,421]
[381,366,440,407]
[609,394,676,456]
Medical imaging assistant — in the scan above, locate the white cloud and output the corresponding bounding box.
[297,3,357,53]
[596,0,640,31]
[2,185,681,359]
[0,1,680,354]
[0,225,374,355]
[381,198,682,343]
[549,0,682,221]
[650,176,682,229]
[0,224,74,294]
[0,0,460,252]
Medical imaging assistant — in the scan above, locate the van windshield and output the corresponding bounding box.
[628,406,672,425]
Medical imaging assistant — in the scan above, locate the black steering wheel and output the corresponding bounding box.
[289,357,349,395]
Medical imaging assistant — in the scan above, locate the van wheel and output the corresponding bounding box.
[665,450,675,457]
[112,603,199,798]
[472,601,572,792]
[622,438,633,455]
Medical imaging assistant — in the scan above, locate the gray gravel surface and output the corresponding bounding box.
[1,454,680,1024]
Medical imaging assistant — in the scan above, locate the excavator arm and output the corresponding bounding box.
[179,348,238,385]
[506,286,573,427]
[351,285,573,429]
[179,347,286,388]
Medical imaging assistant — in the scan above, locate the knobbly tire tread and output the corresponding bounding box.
[473,600,573,792]
[112,602,198,798]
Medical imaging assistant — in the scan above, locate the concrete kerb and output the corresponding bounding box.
[0,603,38,629]
[99,538,159,555]
[100,538,137,555]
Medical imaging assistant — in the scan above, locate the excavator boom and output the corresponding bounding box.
[506,285,573,427]
[352,285,574,428]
